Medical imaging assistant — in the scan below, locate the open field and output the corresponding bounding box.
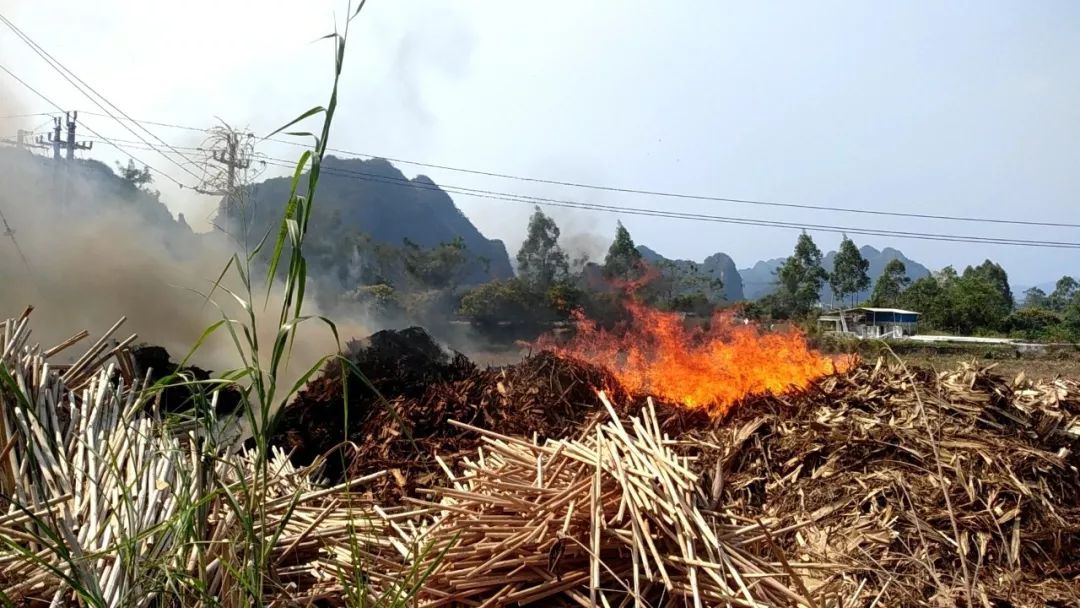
[901,350,1080,380]
[817,335,1080,380]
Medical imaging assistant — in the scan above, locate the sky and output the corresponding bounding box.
[2,0,1079,286]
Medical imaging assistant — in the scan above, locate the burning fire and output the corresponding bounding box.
[539,303,852,414]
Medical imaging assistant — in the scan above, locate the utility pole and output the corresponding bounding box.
[33,113,93,160]
[209,131,251,214]
[0,207,30,270]
[63,111,93,160]
[30,112,94,208]
[0,129,48,152]
[196,124,259,247]
[38,117,62,160]
[198,128,253,214]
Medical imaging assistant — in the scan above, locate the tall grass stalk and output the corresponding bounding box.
[0,2,444,605]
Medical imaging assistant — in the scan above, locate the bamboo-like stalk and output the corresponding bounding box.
[3,312,1078,606]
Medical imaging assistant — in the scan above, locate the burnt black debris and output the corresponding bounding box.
[131,345,242,415]
[270,327,709,497]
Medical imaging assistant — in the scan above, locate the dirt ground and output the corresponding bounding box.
[896,351,1080,380]
[824,337,1080,381]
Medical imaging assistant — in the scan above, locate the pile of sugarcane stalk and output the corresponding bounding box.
[8,307,1075,606]
[0,311,395,607]
[371,394,810,607]
[0,304,813,606]
[0,309,177,606]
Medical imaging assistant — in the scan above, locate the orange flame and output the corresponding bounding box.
[539,303,852,415]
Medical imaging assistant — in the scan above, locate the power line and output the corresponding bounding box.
[288,152,1080,230]
[0,205,30,270]
[0,62,193,188]
[80,134,205,152]
[0,112,54,119]
[27,111,1080,231]
[82,136,207,169]
[52,123,1080,249]
[254,156,1080,250]
[0,12,205,182]
[77,111,207,133]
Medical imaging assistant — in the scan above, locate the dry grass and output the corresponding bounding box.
[900,351,1080,381]
[2,307,1078,606]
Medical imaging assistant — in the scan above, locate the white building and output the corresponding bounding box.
[818,307,921,339]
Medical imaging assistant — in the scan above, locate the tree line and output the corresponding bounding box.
[749,231,1080,340]
[458,209,654,325]
[318,201,1080,342]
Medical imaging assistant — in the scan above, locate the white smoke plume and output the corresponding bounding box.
[0,144,371,386]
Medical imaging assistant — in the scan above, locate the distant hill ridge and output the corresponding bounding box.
[737,245,931,302]
[636,245,745,302]
[227,156,514,284]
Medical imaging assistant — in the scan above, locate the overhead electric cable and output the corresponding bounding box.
[31,111,1080,231]
[0,63,194,188]
[253,156,1080,250]
[0,12,205,181]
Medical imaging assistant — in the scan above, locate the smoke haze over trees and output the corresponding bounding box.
[3,141,1074,348]
[0,147,362,381]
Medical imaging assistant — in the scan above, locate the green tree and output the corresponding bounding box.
[516,207,569,291]
[603,221,643,280]
[935,265,959,285]
[1063,298,1080,339]
[643,260,723,311]
[402,237,468,290]
[829,235,870,307]
[901,268,1012,335]
[347,283,403,317]
[458,278,536,325]
[869,259,910,307]
[1049,276,1078,312]
[949,273,1011,334]
[545,280,584,318]
[899,276,946,328]
[1004,307,1062,340]
[116,158,152,189]
[115,158,158,198]
[965,260,1014,308]
[1022,287,1049,309]
[774,232,828,318]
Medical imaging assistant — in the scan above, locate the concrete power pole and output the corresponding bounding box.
[0,207,31,270]
[31,112,94,207]
[210,131,251,215]
[39,117,62,160]
[195,124,258,244]
[0,129,48,152]
[63,112,93,160]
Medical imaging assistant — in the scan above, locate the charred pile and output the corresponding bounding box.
[131,344,242,415]
[272,327,712,497]
[4,311,1078,606]
[272,327,476,482]
[701,362,1080,606]
[300,355,1079,606]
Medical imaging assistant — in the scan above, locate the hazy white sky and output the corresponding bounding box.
[2,0,1079,285]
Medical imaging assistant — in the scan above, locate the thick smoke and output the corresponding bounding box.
[547,211,610,272]
[0,146,370,387]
